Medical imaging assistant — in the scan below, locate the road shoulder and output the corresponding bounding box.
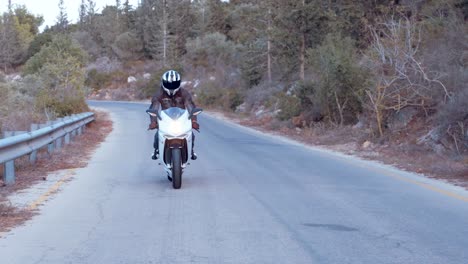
[0,110,113,235]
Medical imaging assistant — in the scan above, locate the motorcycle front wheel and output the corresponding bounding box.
[171,148,182,189]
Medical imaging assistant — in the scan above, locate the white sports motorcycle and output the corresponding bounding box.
[146,107,202,189]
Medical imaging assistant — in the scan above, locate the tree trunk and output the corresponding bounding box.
[299,0,306,81]
[162,0,167,66]
[267,7,272,85]
[300,33,305,81]
[334,91,347,127]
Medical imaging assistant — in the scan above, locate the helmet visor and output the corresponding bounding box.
[162,80,181,90]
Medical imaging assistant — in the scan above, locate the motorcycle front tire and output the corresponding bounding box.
[171,148,182,189]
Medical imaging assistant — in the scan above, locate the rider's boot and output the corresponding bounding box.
[151,149,159,160]
[191,150,197,160]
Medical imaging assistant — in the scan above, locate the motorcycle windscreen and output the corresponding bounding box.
[163,107,188,121]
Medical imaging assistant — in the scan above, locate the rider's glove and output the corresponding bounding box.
[192,121,200,131]
[148,121,158,130]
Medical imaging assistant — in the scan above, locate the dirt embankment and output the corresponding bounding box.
[0,111,113,233]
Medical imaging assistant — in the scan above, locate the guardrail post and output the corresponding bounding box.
[4,160,15,185]
[3,131,15,185]
[44,122,55,154]
[30,124,39,164]
[64,133,71,144]
[54,120,63,150]
[64,116,71,144]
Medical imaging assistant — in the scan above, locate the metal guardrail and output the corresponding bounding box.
[0,112,95,185]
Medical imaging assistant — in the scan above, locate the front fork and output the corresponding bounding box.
[158,133,192,168]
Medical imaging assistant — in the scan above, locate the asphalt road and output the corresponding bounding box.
[1,101,468,264]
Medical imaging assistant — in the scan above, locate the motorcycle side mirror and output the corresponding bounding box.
[189,108,203,119]
[146,109,162,120]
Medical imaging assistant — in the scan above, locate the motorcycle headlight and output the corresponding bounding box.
[164,121,190,138]
[170,122,183,135]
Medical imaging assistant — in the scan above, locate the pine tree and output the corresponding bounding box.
[79,0,87,29]
[122,0,134,30]
[137,0,193,65]
[56,0,69,32]
[167,0,194,64]
[271,0,329,81]
[228,0,275,87]
[86,0,99,42]
[206,0,228,35]
[0,4,22,71]
[137,0,165,60]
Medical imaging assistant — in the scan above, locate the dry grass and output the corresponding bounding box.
[0,111,113,233]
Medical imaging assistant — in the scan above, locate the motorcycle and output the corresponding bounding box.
[146,107,202,189]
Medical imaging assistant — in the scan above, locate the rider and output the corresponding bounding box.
[148,70,200,160]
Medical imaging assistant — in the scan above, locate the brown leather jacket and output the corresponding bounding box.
[149,87,198,123]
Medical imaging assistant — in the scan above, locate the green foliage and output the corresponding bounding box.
[197,83,224,108]
[35,89,88,117]
[0,83,12,117]
[13,5,44,36]
[86,68,129,91]
[23,35,88,75]
[226,89,244,111]
[185,33,239,71]
[112,31,143,60]
[240,40,266,88]
[276,93,301,121]
[271,0,329,80]
[0,13,23,69]
[135,0,194,63]
[0,5,44,69]
[206,0,229,35]
[34,54,88,117]
[305,33,368,125]
[22,35,89,117]
[86,69,113,90]
[0,0,464,149]
[94,5,122,54]
[26,32,53,60]
[196,80,243,112]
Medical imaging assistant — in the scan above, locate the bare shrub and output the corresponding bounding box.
[306,34,368,126]
[15,74,43,97]
[0,82,39,133]
[112,32,144,60]
[111,88,132,101]
[244,82,282,111]
[185,33,240,73]
[276,93,301,121]
[419,2,467,99]
[436,89,468,154]
[364,16,451,136]
[86,56,122,74]
[197,81,223,108]
[71,31,101,59]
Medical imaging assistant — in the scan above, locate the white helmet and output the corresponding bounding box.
[161,70,181,96]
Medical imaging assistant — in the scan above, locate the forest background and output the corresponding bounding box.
[0,0,467,173]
